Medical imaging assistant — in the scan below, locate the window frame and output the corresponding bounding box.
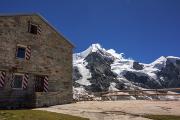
[12,73,24,90]
[16,44,27,60]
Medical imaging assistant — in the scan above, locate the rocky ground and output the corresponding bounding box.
[36,100,180,120]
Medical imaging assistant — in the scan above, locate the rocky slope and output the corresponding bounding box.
[73,44,180,99]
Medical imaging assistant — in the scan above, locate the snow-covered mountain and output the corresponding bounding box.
[73,44,180,100]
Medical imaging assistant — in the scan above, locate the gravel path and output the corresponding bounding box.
[36,100,180,120]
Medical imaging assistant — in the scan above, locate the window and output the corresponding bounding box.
[13,75,23,89]
[29,24,38,34]
[16,46,26,59]
[35,75,45,92]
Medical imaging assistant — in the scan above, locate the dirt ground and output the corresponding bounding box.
[36,100,180,120]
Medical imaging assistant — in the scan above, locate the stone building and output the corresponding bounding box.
[0,13,74,108]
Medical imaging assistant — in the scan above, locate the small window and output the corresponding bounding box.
[35,75,45,92]
[13,75,23,89]
[16,47,26,59]
[29,24,38,34]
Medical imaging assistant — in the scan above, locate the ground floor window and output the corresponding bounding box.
[12,74,23,89]
[35,75,47,92]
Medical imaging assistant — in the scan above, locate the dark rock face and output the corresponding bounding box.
[157,59,180,88]
[176,60,180,66]
[73,66,82,81]
[123,71,162,89]
[84,52,120,92]
[133,62,144,70]
[72,66,83,87]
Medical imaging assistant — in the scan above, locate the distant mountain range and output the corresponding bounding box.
[73,44,180,100]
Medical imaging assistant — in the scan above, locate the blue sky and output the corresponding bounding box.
[0,0,180,63]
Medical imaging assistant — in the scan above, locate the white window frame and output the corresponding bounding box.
[12,73,24,90]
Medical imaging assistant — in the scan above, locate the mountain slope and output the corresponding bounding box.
[73,44,180,99]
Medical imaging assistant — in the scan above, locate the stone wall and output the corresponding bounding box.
[0,14,73,108]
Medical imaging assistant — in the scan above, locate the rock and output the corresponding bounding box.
[157,59,180,88]
[123,71,162,89]
[73,66,82,81]
[133,61,144,70]
[83,52,118,92]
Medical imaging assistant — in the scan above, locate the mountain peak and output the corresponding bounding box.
[74,43,125,61]
[74,43,104,59]
[149,56,180,69]
[90,43,102,52]
[151,56,166,64]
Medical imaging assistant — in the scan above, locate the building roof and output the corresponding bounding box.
[0,13,75,47]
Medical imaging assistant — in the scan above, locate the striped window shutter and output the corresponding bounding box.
[44,76,48,92]
[37,25,41,35]
[0,71,6,88]
[25,46,31,60]
[23,73,29,89]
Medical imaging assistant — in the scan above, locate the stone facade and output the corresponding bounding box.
[0,14,74,108]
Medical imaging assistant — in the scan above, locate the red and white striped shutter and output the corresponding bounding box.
[44,76,48,92]
[37,25,41,35]
[25,46,31,60]
[23,73,29,89]
[0,71,6,88]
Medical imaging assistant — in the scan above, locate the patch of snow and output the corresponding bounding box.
[159,95,180,101]
[106,49,124,60]
[160,76,165,81]
[142,67,158,79]
[73,86,96,101]
[111,59,134,77]
[75,61,91,86]
[129,96,136,100]
[109,82,119,91]
[167,56,180,60]
[149,56,167,70]
[73,86,88,100]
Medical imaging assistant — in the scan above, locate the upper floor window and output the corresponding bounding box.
[16,46,26,59]
[16,45,31,60]
[28,22,41,35]
[29,24,38,34]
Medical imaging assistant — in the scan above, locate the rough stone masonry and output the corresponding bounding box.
[0,13,74,108]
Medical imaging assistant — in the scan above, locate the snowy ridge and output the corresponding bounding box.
[73,43,125,61]
[166,56,180,65]
[73,44,103,61]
